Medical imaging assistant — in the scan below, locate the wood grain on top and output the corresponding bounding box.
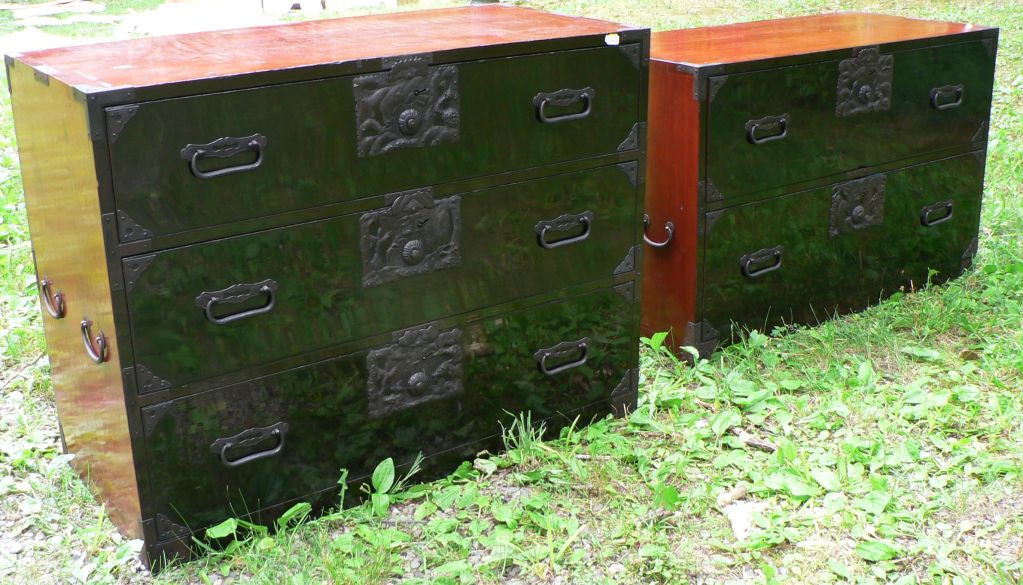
[652,12,991,67]
[10,5,636,91]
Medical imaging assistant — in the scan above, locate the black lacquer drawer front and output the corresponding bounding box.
[706,40,994,203]
[106,45,642,243]
[123,164,637,392]
[140,285,637,541]
[700,151,984,338]
[881,152,985,282]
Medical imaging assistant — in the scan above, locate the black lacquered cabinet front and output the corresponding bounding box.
[142,286,637,539]
[701,151,985,337]
[106,46,643,242]
[706,40,994,203]
[681,29,996,352]
[123,163,638,390]
[107,30,650,560]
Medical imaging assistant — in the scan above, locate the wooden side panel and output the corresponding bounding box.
[640,61,700,351]
[10,63,141,537]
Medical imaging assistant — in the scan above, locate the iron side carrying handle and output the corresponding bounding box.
[740,245,784,279]
[534,337,591,375]
[195,279,279,325]
[745,114,789,145]
[533,87,596,124]
[930,84,964,110]
[643,214,675,249]
[80,318,108,364]
[40,278,66,319]
[210,422,289,468]
[180,134,268,180]
[535,211,594,249]
[921,200,954,227]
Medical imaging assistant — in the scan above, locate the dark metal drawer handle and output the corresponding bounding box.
[533,87,595,124]
[534,337,591,375]
[930,84,964,110]
[210,422,289,468]
[535,211,594,249]
[745,114,789,145]
[80,318,108,364]
[40,278,66,319]
[195,279,279,325]
[643,214,675,249]
[741,245,784,278]
[921,200,954,227]
[180,134,268,180]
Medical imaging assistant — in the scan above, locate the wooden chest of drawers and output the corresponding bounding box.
[8,5,648,565]
[641,13,997,356]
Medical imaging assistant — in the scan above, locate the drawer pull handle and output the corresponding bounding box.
[921,200,954,227]
[533,87,595,124]
[745,114,789,145]
[210,422,289,468]
[40,278,66,319]
[535,211,594,249]
[643,214,675,249]
[180,134,268,180]
[930,84,964,110]
[80,318,108,364]
[534,337,591,375]
[195,279,279,325]
[741,245,784,278]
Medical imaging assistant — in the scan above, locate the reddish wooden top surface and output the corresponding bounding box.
[652,12,991,67]
[11,5,635,91]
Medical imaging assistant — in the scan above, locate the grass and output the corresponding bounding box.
[0,0,1021,583]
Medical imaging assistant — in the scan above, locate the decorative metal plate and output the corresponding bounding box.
[156,513,190,542]
[699,178,723,202]
[353,57,460,157]
[141,401,173,436]
[617,122,641,152]
[366,324,463,418]
[613,281,637,303]
[830,174,886,238]
[106,105,139,144]
[836,47,893,117]
[614,244,638,276]
[116,209,151,242]
[123,254,156,293]
[617,161,638,186]
[136,363,171,394]
[360,188,461,288]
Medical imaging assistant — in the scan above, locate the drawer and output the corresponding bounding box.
[106,46,642,242]
[140,285,636,540]
[123,163,638,391]
[705,41,994,202]
[700,152,984,337]
[880,151,984,286]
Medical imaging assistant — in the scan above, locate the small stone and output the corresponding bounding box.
[608,562,626,575]
[722,501,770,541]
[3,541,24,555]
